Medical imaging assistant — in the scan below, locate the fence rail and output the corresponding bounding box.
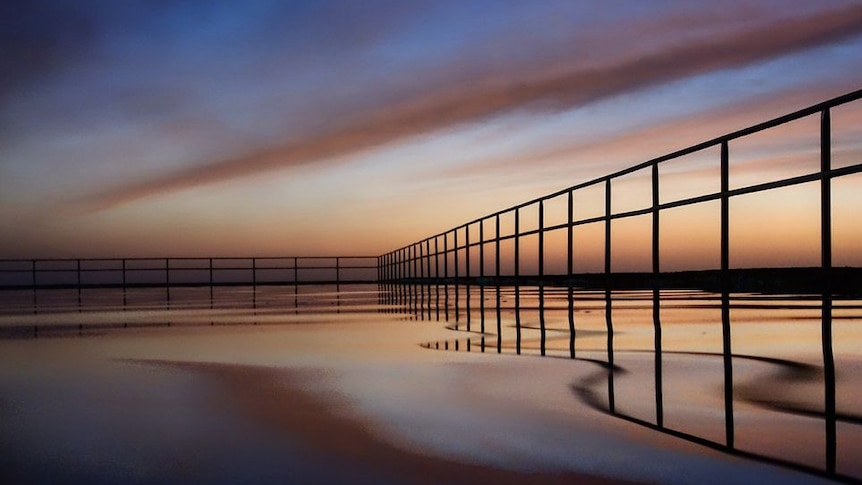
[0,256,378,290]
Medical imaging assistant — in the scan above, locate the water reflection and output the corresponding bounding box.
[3,281,861,482]
[0,285,379,337]
[397,282,862,484]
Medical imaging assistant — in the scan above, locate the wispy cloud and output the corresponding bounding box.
[441,80,858,177]
[77,3,862,211]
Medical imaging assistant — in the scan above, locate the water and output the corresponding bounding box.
[0,284,860,484]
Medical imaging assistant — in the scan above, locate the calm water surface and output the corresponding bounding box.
[0,284,860,484]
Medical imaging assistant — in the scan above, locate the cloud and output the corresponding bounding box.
[76,3,862,211]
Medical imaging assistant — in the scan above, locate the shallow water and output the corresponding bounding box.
[0,284,860,484]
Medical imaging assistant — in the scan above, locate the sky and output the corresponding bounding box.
[2,0,862,270]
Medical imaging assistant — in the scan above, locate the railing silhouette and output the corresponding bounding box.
[378,87,862,289]
[0,256,378,325]
[0,256,378,290]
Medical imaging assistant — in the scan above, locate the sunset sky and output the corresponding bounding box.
[2,0,862,269]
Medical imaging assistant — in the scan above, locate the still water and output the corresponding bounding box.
[0,284,860,484]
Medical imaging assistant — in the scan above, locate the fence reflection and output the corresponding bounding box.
[385,282,861,484]
[0,282,382,337]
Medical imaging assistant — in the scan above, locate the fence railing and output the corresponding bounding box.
[375,88,862,484]
[0,256,378,290]
[378,88,862,288]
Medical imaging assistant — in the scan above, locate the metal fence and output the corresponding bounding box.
[378,88,862,288]
[0,256,378,290]
[376,87,862,483]
[0,256,378,313]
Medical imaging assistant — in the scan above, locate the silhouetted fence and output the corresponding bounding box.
[0,256,378,290]
[378,88,862,483]
[0,256,378,317]
[378,88,862,288]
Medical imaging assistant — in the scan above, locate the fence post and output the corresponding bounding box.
[454,229,459,322]
[465,225,471,331]
[434,237,440,320]
[31,259,37,314]
[165,258,170,311]
[479,219,485,342]
[426,239,432,321]
[415,244,422,319]
[605,179,611,277]
[122,259,128,310]
[539,201,545,356]
[514,208,521,355]
[652,161,663,428]
[720,139,734,449]
[568,189,575,359]
[495,214,501,353]
[821,107,836,473]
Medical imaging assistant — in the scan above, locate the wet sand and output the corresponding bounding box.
[135,359,640,485]
[2,323,824,485]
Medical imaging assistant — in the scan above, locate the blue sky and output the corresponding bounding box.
[2,0,861,259]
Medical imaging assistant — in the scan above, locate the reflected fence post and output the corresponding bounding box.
[822,292,836,474]
[293,257,299,312]
[605,288,615,414]
[122,259,128,312]
[76,259,82,311]
[31,260,37,315]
